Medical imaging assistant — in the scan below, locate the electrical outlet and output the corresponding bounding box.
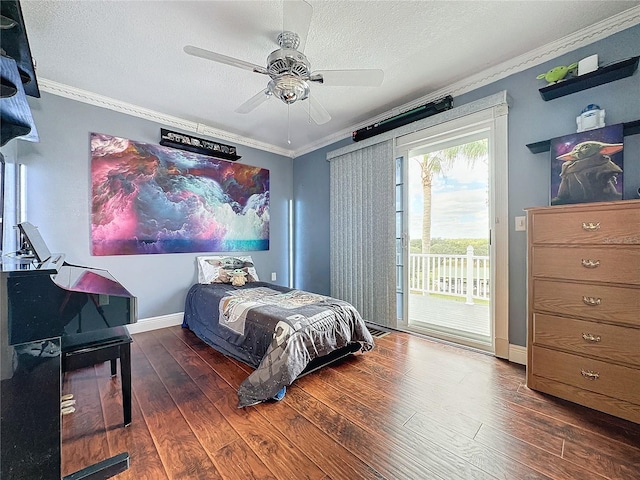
[271,272,277,281]
[515,216,526,231]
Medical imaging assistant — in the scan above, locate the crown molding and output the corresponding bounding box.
[292,5,640,157]
[38,79,294,158]
[38,6,640,160]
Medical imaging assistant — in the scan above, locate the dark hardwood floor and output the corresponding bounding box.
[61,326,640,479]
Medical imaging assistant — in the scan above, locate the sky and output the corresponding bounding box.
[408,153,489,240]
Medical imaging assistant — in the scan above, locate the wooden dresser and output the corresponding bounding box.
[526,199,640,423]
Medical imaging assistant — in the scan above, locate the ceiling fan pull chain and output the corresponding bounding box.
[287,104,291,145]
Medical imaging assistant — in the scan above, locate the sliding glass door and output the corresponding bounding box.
[395,106,509,355]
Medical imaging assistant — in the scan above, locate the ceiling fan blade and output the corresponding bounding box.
[235,89,272,114]
[310,69,384,87]
[184,45,269,75]
[283,0,313,52]
[308,95,331,125]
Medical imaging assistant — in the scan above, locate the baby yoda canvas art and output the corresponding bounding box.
[550,124,624,205]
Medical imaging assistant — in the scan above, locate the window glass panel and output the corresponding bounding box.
[395,184,402,211]
[395,157,403,185]
[396,265,404,291]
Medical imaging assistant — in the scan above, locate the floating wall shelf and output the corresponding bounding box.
[538,56,639,101]
[526,120,640,154]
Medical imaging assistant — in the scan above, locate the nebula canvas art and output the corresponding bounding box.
[91,133,269,256]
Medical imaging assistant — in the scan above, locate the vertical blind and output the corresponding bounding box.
[329,140,395,326]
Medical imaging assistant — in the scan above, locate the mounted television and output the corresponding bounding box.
[17,221,52,262]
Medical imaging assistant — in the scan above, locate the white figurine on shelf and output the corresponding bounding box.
[577,104,605,132]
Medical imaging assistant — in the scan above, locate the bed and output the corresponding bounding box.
[182,256,375,407]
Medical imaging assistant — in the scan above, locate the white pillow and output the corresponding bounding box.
[196,255,260,284]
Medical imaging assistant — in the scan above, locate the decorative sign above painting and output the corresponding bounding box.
[90,133,269,256]
[159,129,241,161]
[550,124,623,205]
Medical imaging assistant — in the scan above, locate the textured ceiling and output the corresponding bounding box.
[21,1,640,156]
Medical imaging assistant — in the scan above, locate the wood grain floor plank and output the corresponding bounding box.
[516,383,640,446]
[474,423,610,480]
[284,384,445,480]
[404,411,553,480]
[172,327,249,389]
[404,352,640,478]
[213,392,327,480]
[376,332,526,382]
[61,365,111,477]
[157,330,279,480]
[255,387,386,480]
[158,328,240,399]
[300,367,550,480]
[351,351,584,458]
[136,331,240,453]
[212,439,279,480]
[163,327,325,480]
[324,355,567,455]
[130,341,223,480]
[328,347,640,479]
[94,362,168,480]
[561,433,640,480]
[60,327,640,480]
[191,323,640,477]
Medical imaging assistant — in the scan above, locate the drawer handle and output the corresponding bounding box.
[581,333,601,342]
[581,259,600,268]
[582,222,601,231]
[581,369,600,380]
[582,296,601,306]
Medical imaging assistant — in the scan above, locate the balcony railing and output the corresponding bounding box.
[408,246,490,304]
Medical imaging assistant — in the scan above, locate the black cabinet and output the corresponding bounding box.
[1,337,61,480]
[0,256,134,479]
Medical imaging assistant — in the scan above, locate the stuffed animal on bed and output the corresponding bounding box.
[230,268,248,286]
[207,256,257,283]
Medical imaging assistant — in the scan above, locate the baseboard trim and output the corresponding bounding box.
[127,312,184,334]
[509,344,527,366]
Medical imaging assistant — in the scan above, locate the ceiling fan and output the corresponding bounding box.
[183,0,384,126]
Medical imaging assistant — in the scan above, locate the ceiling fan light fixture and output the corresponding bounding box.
[268,76,309,104]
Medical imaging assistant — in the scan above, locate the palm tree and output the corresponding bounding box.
[415,140,488,253]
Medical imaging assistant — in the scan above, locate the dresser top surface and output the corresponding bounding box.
[525,199,640,214]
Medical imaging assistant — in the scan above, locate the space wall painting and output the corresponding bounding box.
[90,133,269,256]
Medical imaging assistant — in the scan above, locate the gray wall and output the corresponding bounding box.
[292,137,351,295]
[20,92,293,320]
[294,24,640,347]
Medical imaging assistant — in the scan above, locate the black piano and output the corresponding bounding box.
[1,223,136,479]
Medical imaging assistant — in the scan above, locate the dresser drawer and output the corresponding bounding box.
[531,346,640,405]
[533,279,640,326]
[532,246,640,285]
[530,207,640,245]
[532,313,640,367]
